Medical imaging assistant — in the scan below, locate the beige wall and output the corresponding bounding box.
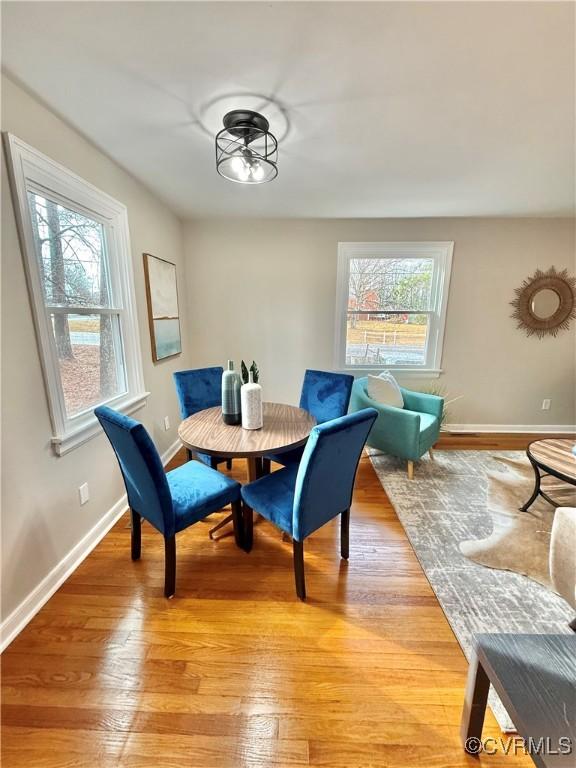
[1,76,192,623]
[184,217,575,427]
[2,73,575,633]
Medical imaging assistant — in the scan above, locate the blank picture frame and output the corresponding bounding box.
[143,253,182,362]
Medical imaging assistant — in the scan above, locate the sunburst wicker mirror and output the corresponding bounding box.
[511,267,576,338]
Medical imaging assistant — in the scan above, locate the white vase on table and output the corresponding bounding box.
[241,371,263,430]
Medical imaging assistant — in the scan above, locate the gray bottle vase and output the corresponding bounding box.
[222,360,241,425]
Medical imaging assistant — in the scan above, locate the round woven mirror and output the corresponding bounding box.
[511,267,576,338]
[531,288,561,320]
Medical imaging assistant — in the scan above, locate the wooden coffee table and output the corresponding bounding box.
[521,439,576,512]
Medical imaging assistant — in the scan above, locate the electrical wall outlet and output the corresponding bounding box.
[164,416,171,431]
[78,483,90,505]
[542,399,551,411]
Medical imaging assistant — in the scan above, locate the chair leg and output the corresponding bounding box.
[130,509,141,561]
[341,508,350,560]
[261,458,271,475]
[243,502,254,552]
[210,456,218,470]
[186,449,193,462]
[293,539,306,601]
[231,499,244,549]
[407,460,414,480]
[429,447,435,461]
[226,459,233,470]
[164,535,176,599]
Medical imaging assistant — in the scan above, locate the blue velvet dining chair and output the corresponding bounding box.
[95,406,242,598]
[173,367,232,470]
[242,408,378,600]
[263,369,355,471]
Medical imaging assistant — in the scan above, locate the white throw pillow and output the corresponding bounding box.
[367,372,404,409]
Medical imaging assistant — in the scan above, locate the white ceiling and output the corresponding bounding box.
[3,1,574,218]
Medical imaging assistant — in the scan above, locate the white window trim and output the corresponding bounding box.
[4,133,148,456]
[334,241,454,377]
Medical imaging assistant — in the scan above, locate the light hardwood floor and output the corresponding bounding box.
[2,437,548,767]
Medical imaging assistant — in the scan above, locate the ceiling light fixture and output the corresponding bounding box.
[215,110,278,184]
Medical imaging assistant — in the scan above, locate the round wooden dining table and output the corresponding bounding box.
[178,402,316,540]
[178,401,316,481]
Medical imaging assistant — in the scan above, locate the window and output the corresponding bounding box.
[335,242,453,375]
[5,134,147,455]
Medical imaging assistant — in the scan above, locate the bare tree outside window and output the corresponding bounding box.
[346,257,434,366]
[348,258,392,326]
[27,192,126,415]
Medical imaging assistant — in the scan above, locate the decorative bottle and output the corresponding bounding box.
[221,360,241,425]
[241,370,263,430]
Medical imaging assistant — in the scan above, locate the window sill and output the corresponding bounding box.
[341,367,442,379]
[51,392,150,456]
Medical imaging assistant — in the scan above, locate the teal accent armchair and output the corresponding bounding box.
[349,377,443,479]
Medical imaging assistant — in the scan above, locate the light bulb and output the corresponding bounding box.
[230,155,250,181]
[250,162,265,182]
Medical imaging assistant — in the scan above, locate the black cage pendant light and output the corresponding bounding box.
[215,110,278,184]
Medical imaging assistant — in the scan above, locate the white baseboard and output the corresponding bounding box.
[0,494,128,652]
[0,438,182,652]
[161,437,184,466]
[444,424,576,434]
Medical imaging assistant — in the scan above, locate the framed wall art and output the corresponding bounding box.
[143,253,182,362]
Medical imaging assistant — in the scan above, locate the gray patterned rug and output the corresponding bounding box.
[368,448,575,731]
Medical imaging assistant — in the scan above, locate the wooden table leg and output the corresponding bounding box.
[210,457,262,541]
[243,502,254,552]
[246,457,263,482]
[208,454,237,541]
[461,650,490,755]
[208,512,234,540]
[246,458,264,527]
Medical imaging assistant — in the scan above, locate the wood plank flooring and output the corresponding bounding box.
[2,437,546,767]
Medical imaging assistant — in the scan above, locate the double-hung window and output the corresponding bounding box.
[5,134,147,455]
[335,242,454,375]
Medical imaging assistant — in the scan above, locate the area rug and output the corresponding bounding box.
[367,448,575,731]
[460,456,576,588]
